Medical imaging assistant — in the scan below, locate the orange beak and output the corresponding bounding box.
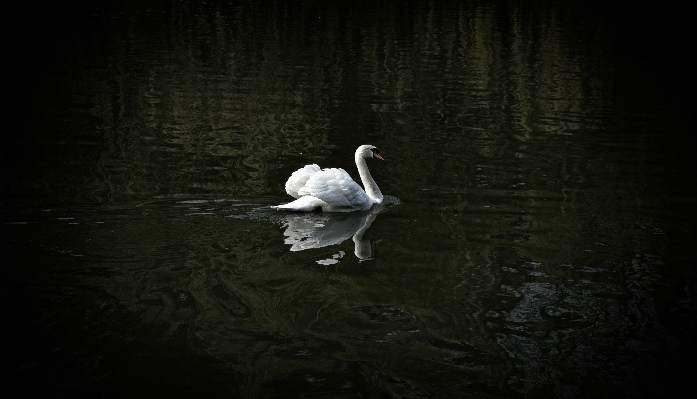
[374,153,385,161]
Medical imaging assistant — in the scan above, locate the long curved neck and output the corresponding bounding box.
[355,153,383,204]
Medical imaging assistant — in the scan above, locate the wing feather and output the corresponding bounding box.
[285,164,321,198]
[297,168,370,210]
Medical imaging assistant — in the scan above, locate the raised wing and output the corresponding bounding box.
[285,164,321,198]
[297,168,371,210]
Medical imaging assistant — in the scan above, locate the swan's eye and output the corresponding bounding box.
[371,147,379,154]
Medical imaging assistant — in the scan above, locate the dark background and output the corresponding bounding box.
[2,1,696,398]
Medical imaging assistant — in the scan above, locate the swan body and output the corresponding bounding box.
[274,145,384,212]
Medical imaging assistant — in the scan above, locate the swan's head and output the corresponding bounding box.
[356,145,385,161]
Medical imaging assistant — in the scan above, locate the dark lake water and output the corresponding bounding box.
[2,1,695,398]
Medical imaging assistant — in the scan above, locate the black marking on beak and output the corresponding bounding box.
[371,147,385,160]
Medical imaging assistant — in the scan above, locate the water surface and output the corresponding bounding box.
[1,1,695,398]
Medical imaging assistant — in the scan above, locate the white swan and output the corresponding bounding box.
[273,145,385,212]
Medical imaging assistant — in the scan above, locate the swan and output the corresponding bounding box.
[273,145,385,212]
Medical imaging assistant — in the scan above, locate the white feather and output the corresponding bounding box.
[285,164,320,198]
[273,145,384,212]
[298,168,372,210]
[274,195,328,212]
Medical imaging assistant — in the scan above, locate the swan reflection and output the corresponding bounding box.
[280,204,384,262]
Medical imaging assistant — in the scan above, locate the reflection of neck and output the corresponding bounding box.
[353,212,378,260]
[356,154,383,204]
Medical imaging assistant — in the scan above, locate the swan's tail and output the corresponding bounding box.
[272,196,328,212]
